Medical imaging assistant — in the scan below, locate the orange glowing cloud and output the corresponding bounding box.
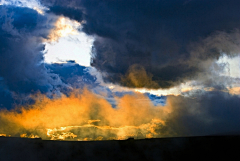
[0,89,172,141]
[121,64,159,89]
[228,87,240,95]
[47,17,81,42]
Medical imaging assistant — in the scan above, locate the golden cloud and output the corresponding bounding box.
[0,89,172,141]
[47,17,80,42]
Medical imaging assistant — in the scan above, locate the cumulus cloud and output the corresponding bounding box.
[47,16,81,42]
[45,61,98,90]
[0,5,110,109]
[0,89,170,140]
[0,0,239,141]
[0,89,239,140]
[0,6,66,108]
[162,92,240,136]
[121,64,159,88]
[40,0,240,89]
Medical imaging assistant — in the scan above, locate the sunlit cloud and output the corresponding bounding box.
[0,134,7,137]
[44,16,94,66]
[0,89,171,141]
[33,6,44,14]
[0,0,240,142]
[0,0,47,14]
[217,54,240,78]
[228,87,240,95]
[47,16,81,42]
[131,54,240,96]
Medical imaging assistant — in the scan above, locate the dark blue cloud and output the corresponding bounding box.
[41,0,240,88]
[0,6,62,109]
[0,6,58,92]
[45,61,98,90]
[159,91,240,136]
[0,1,239,137]
[6,6,38,31]
[47,6,83,22]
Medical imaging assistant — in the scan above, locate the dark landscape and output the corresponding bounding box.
[1,135,240,161]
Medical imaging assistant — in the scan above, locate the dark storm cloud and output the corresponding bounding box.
[47,6,83,22]
[0,5,117,109]
[0,4,106,109]
[159,91,240,137]
[41,0,240,88]
[0,6,65,108]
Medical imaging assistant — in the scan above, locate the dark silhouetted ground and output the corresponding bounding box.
[0,136,240,161]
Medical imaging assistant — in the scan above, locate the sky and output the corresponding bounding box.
[0,0,239,141]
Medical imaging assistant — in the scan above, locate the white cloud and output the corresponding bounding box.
[0,0,47,14]
[217,54,240,78]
